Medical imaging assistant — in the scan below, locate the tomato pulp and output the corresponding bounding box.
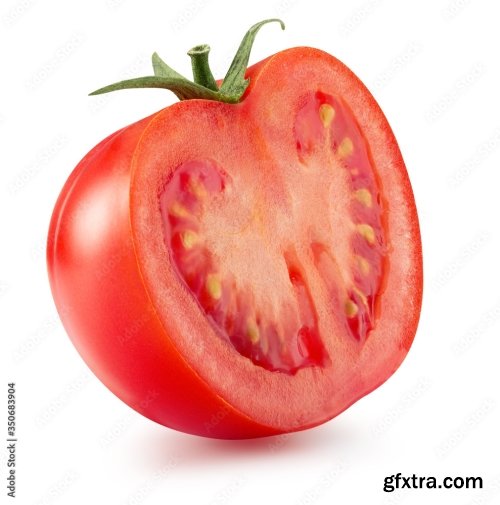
[47,23,422,439]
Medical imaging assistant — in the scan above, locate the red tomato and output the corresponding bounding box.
[47,20,422,438]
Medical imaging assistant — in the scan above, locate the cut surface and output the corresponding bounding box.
[132,47,422,431]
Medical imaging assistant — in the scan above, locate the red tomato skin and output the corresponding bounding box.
[47,114,282,439]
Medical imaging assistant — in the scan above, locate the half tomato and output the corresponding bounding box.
[47,20,422,438]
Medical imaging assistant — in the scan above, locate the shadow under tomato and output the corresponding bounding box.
[135,421,353,471]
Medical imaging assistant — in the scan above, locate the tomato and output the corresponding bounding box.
[47,20,422,439]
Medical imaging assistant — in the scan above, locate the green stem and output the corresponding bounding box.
[89,18,285,104]
[187,44,218,91]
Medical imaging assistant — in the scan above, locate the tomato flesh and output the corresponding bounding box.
[160,159,328,373]
[294,91,385,342]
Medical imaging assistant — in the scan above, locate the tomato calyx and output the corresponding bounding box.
[89,19,285,104]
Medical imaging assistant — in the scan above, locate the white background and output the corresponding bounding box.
[1,0,499,503]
